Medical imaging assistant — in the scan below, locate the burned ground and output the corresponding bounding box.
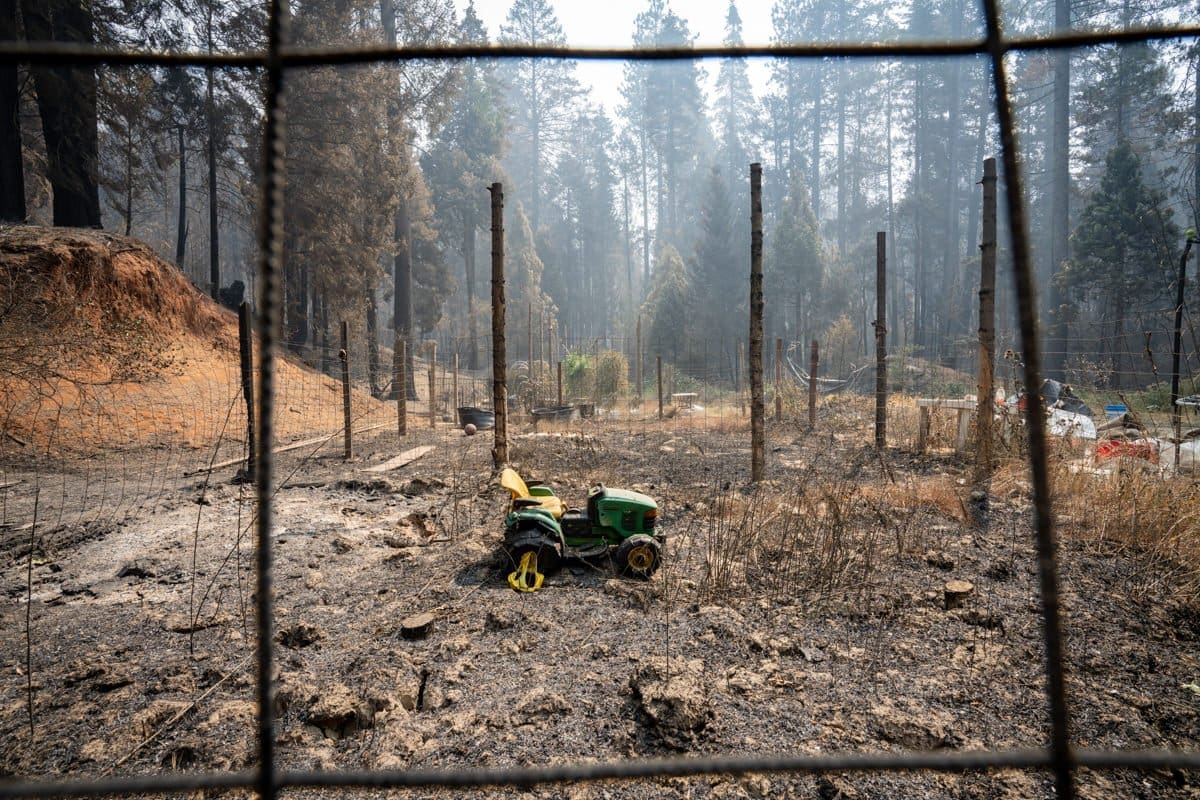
[2,414,1199,799]
[1,226,1198,798]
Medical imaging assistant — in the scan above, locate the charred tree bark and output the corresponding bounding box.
[875,232,888,448]
[977,159,997,481]
[750,163,765,482]
[176,123,187,267]
[19,0,101,228]
[206,66,219,300]
[489,182,508,468]
[0,0,24,223]
[367,290,380,395]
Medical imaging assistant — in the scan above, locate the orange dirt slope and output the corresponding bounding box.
[0,225,388,460]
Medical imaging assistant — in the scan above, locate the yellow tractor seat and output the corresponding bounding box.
[499,467,566,519]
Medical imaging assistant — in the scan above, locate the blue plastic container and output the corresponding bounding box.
[1105,404,1128,420]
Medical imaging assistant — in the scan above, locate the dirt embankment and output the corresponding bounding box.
[0,226,383,460]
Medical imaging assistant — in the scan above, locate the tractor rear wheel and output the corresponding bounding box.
[615,534,661,579]
[507,536,563,577]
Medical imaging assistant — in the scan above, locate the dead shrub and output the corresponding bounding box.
[692,476,901,607]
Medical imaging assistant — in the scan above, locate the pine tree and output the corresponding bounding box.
[423,1,506,368]
[767,171,823,345]
[715,1,757,187]
[690,166,743,380]
[642,244,692,364]
[499,0,582,235]
[1065,142,1179,387]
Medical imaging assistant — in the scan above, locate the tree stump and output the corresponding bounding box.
[400,612,435,640]
[943,579,974,610]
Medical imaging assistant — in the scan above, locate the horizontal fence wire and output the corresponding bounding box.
[2,25,1200,67]
[3,1,1200,799]
[5,748,1200,800]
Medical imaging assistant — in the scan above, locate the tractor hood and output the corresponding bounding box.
[599,487,657,510]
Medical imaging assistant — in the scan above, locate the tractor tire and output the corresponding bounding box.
[506,534,563,577]
[615,534,661,579]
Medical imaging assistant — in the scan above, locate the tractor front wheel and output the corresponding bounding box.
[615,534,661,579]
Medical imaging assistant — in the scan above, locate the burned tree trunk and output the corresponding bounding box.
[0,0,24,223]
[489,183,507,468]
[750,163,764,482]
[19,0,101,228]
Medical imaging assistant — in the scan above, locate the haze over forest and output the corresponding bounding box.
[3,0,1198,389]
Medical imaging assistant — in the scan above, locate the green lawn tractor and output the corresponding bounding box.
[499,468,662,592]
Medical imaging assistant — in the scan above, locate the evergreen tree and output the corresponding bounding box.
[499,0,582,235]
[542,109,621,339]
[642,244,692,363]
[18,0,102,228]
[1064,142,1179,387]
[767,171,823,345]
[690,166,743,379]
[715,1,757,187]
[620,1,710,259]
[423,1,506,368]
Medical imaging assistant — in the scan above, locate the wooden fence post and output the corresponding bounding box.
[395,336,407,437]
[978,158,998,480]
[749,163,765,481]
[428,340,437,429]
[340,320,352,459]
[775,337,783,422]
[557,361,563,406]
[657,356,664,420]
[875,231,888,448]
[808,339,818,430]
[636,314,643,403]
[489,183,507,467]
[238,302,256,479]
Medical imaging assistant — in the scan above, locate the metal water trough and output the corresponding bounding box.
[457,406,495,429]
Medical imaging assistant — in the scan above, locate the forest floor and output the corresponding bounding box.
[2,225,1199,799]
[2,410,1200,799]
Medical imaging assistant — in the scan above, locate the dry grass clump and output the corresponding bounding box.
[688,475,932,605]
[858,476,967,523]
[1050,459,1200,600]
[989,448,1200,600]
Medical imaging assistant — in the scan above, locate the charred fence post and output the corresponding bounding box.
[808,340,819,430]
[750,163,765,482]
[453,353,459,411]
[395,336,407,437]
[657,356,664,420]
[340,320,351,460]
[490,182,508,468]
[557,360,563,406]
[977,158,998,486]
[238,302,256,480]
[636,314,643,405]
[428,340,437,429]
[874,232,888,448]
[1171,232,1195,471]
[775,337,783,422]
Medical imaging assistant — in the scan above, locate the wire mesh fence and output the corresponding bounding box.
[4,3,1200,800]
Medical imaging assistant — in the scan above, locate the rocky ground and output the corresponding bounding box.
[2,405,1200,799]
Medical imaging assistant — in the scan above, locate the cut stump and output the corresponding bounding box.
[943,579,974,610]
[400,612,435,640]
